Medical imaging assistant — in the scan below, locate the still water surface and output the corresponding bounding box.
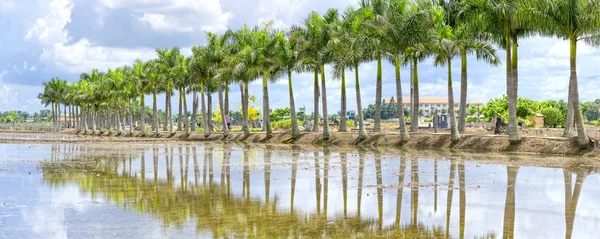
[1,142,599,238]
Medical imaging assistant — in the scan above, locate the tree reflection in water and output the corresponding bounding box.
[50,145,600,238]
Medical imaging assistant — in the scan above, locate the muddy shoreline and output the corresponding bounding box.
[0,130,598,157]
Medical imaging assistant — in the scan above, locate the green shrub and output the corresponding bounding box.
[524,119,536,128]
[541,107,564,128]
[272,119,304,130]
[466,116,479,123]
[346,120,355,128]
[423,116,433,122]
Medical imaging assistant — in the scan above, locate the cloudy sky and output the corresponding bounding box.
[1,0,600,113]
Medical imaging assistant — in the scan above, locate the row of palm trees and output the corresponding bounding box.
[39,0,599,146]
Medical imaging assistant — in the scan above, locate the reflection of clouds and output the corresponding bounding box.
[13,144,600,238]
[21,184,89,239]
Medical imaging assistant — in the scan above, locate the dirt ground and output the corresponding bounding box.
[1,127,598,157]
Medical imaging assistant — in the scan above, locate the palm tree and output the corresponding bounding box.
[359,0,389,133]
[156,48,181,134]
[430,6,497,142]
[379,0,428,142]
[430,7,462,142]
[273,31,303,138]
[439,0,501,133]
[540,0,600,145]
[228,26,262,138]
[297,12,328,134]
[175,55,192,134]
[321,13,349,133]
[252,23,279,139]
[340,6,370,140]
[80,69,103,133]
[207,31,235,135]
[132,60,149,134]
[468,0,536,143]
[145,60,161,134]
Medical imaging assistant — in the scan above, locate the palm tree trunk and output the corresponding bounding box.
[51,102,56,128]
[313,70,320,132]
[153,89,158,132]
[395,55,409,142]
[458,51,468,133]
[339,70,347,132]
[63,103,67,130]
[183,87,190,134]
[191,91,198,132]
[355,63,367,140]
[68,105,72,128]
[224,83,229,121]
[288,70,299,138]
[570,38,589,145]
[140,94,146,134]
[121,107,126,132]
[201,87,208,134]
[178,89,183,131]
[411,60,419,133]
[321,64,329,140]
[564,98,575,137]
[83,107,88,132]
[207,91,213,133]
[512,35,519,102]
[506,28,519,142]
[57,102,61,130]
[163,91,169,131]
[263,71,272,138]
[243,81,250,138]
[92,106,97,133]
[218,84,228,134]
[116,106,122,134]
[374,56,382,132]
[448,58,460,142]
[168,89,174,134]
[107,106,112,132]
[129,102,134,134]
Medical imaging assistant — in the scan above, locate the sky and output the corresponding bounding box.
[1,0,600,114]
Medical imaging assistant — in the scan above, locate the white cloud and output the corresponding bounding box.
[0,83,13,104]
[100,0,234,34]
[0,0,16,12]
[139,13,192,32]
[40,39,156,73]
[24,0,74,45]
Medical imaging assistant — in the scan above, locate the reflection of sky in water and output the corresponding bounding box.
[1,143,600,238]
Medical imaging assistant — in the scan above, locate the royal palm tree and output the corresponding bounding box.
[430,7,462,142]
[297,12,329,134]
[439,0,501,133]
[227,26,262,138]
[468,0,537,143]
[207,31,235,135]
[380,0,428,142]
[132,60,149,134]
[540,0,600,144]
[359,0,390,133]
[156,48,180,134]
[273,31,303,138]
[340,6,370,140]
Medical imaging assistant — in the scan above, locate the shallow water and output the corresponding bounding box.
[1,141,599,239]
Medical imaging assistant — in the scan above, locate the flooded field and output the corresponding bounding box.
[1,141,599,238]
